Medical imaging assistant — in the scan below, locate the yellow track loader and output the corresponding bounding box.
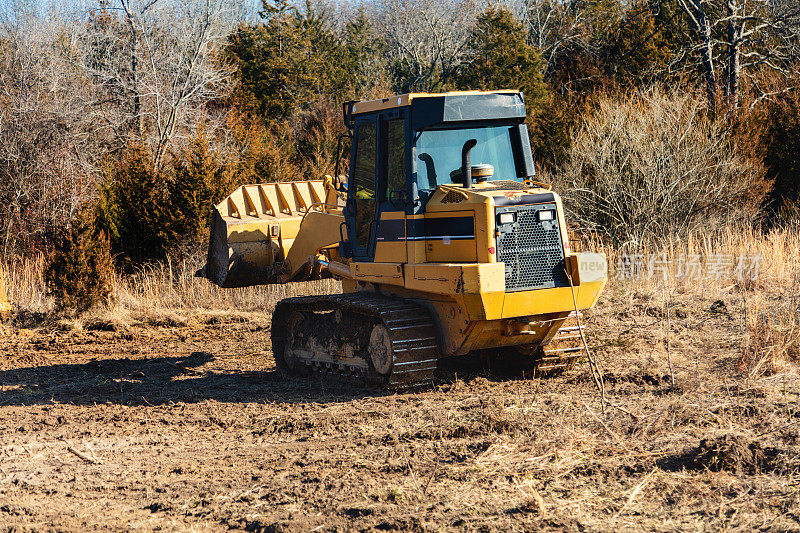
[198,91,607,389]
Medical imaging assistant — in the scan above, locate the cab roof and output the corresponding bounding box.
[351,90,521,115]
[347,90,527,130]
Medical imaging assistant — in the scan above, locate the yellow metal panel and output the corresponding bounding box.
[275,218,302,240]
[352,262,404,285]
[404,263,504,321]
[292,182,313,211]
[324,179,341,207]
[284,211,343,273]
[424,210,477,263]
[225,195,241,218]
[375,242,406,263]
[226,220,271,243]
[406,263,458,286]
[474,200,494,263]
[352,94,410,115]
[426,239,476,262]
[309,181,324,204]
[241,186,259,217]
[461,263,505,320]
[500,281,606,318]
[405,214,426,263]
[275,183,297,214]
[260,185,281,216]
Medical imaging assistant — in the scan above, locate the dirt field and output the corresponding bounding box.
[2,288,800,531]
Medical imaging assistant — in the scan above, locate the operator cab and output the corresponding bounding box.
[342,91,537,261]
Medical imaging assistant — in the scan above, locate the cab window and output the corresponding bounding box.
[414,125,518,191]
[386,119,406,198]
[352,122,377,249]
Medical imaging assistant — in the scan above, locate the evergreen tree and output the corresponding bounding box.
[46,204,114,315]
[99,144,172,266]
[343,10,387,98]
[457,8,568,171]
[604,0,684,85]
[457,8,547,110]
[168,133,233,248]
[227,0,349,123]
[762,92,800,220]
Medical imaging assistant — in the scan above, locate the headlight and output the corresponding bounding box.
[498,212,515,225]
[538,210,554,221]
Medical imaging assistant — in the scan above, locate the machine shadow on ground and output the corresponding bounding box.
[0,351,379,407]
[0,347,565,408]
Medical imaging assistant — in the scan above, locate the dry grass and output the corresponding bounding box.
[2,255,341,319]
[114,260,341,313]
[2,254,50,313]
[583,225,800,379]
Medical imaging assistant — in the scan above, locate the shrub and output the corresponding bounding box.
[168,132,236,254]
[556,89,768,245]
[99,144,172,266]
[45,204,114,315]
[760,91,800,222]
[100,137,237,265]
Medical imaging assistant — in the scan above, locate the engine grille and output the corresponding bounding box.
[496,203,569,291]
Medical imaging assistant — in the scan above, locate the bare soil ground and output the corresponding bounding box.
[2,289,800,532]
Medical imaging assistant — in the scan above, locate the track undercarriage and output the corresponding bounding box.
[272,293,439,390]
[271,293,587,390]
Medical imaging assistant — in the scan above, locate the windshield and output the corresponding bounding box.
[414,125,520,191]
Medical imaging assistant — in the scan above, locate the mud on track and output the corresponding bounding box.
[2,293,800,531]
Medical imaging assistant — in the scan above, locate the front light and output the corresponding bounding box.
[498,212,515,225]
[538,210,554,221]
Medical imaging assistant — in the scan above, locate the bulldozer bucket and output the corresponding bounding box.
[198,178,345,288]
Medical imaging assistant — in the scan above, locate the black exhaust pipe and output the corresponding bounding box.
[461,138,477,188]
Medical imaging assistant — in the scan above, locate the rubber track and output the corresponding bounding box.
[271,292,439,390]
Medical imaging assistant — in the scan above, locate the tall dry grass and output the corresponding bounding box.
[585,224,800,378]
[3,254,50,313]
[4,225,798,312]
[581,224,800,295]
[2,255,341,317]
[115,260,341,313]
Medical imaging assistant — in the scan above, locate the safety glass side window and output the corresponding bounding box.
[352,122,377,249]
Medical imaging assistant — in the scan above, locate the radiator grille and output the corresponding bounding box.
[496,203,569,291]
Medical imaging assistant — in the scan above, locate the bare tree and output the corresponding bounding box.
[0,0,97,254]
[517,0,597,78]
[71,0,236,172]
[556,89,765,245]
[676,0,800,111]
[0,0,239,254]
[676,0,718,109]
[374,0,477,91]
